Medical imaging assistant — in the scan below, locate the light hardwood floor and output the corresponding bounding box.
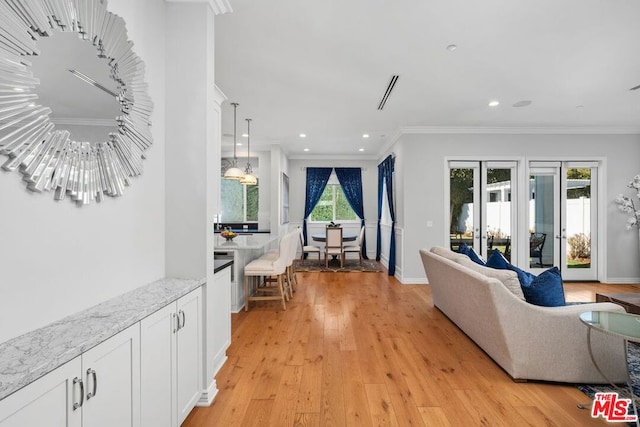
[183,268,640,426]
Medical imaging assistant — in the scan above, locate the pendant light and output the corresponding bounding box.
[240,118,257,185]
[223,102,244,179]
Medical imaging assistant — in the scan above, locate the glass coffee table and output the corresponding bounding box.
[580,311,640,424]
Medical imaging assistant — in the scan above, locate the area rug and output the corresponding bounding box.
[577,342,640,421]
[294,258,383,273]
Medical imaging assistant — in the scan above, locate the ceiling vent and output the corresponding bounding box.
[378,75,399,110]
[630,84,640,91]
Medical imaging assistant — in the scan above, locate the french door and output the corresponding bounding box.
[448,161,518,261]
[528,161,598,281]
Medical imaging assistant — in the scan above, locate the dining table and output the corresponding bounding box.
[311,232,357,242]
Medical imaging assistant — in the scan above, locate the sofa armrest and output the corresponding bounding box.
[493,294,627,382]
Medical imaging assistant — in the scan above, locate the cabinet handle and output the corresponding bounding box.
[179,310,186,330]
[86,368,97,399]
[72,377,84,410]
[173,312,178,333]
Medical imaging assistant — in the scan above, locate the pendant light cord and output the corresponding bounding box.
[231,103,239,163]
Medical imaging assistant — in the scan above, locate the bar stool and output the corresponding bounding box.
[260,230,297,299]
[244,232,290,311]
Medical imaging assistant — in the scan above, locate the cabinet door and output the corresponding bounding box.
[0,357,82,427]
[140,303,177,427]
[82,324,140,427]
[176,288,202,425]
[208,268,231,377]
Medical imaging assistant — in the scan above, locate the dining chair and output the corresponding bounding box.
[324,226,343,268]
[343,225,365,265]
[529,233,546,267]
[298,227,321,262]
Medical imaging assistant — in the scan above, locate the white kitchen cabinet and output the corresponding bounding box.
[0,324,140,427]
[0,357,82,427]
[81,324,141,427]
[176,288,202,424]
[140,287,202,427]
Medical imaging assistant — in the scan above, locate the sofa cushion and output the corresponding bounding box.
[457,243,485,265]
[507,264,566,307]
[456,257,526,300]
[431,246,469,262]
[486,249,509,269]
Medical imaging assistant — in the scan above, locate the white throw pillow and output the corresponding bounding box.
[430,246,469,263]
[456,257,526,300]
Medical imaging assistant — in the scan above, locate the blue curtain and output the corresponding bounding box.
[377,155,396,275]
[335,168,368,259]
[303,167,333,246]
[376,163,384,261]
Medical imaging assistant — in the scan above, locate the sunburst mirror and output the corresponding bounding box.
[0,0,153,205]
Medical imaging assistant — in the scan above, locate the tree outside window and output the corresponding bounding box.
[221,178,259,222]
[310,184,357,222]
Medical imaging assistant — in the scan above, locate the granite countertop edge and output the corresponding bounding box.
[0,276,205,402]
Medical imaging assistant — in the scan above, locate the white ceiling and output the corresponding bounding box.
[215,0,640,158]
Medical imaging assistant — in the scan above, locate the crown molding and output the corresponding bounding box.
[287,153,379,161]
[399,125,640,135]
[166,0,232,15]
[213,84,227,106]
[51,118,117,127]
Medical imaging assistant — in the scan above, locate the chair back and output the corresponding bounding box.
[325,226,343,249]
[529,233,546,255]
[357,225,365,246]
[285,230,298,267]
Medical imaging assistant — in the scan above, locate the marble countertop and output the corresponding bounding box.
[215,233,279,250]
[0,277,205,401]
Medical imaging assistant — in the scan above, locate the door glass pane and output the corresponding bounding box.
[529,174,555,268]
[485,168,512,261]
[566,168,591,269]
[449,168,474,251]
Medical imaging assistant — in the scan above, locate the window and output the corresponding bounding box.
[310,184,357,222]
[221,178,259,222]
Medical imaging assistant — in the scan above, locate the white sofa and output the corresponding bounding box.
[420,246,627,383]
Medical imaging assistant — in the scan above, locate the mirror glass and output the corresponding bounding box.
[29,32,120,141]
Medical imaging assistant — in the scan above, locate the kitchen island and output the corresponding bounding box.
[214,233,279,312]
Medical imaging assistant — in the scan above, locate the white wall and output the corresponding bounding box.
[0,0,167,344]
[288,158,378,257]
[396,133,640,283]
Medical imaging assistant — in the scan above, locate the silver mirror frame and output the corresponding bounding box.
[0,0,153,205]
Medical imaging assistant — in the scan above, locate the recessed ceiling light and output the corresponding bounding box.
[359,148,365,152]
[242,133,248,138]
[303,148,309,152]
[362,134,369,138]
[488,100,500,107]
[446,44,457,52]
[236,143,242,146]
[512,100,532,108]
[299,133,306,138]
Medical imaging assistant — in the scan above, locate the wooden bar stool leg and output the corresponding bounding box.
[244,275,250,312]
[278,275,287,310]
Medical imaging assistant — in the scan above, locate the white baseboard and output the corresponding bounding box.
[604,277,640,284]
[399,277,429,284]
[197,380,218,406]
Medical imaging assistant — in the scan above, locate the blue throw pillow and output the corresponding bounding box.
[507,264,565,307]
[457,243,485,266]
[486,249,509,269]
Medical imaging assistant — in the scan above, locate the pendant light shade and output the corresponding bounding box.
[224,102,244,180]
[241,118,257,185]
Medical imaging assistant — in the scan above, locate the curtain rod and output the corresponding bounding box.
[299,167,367,171]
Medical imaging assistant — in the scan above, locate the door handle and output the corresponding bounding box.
[72,377,84,410]
[86,368,97,399]
[180,310,186,330]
